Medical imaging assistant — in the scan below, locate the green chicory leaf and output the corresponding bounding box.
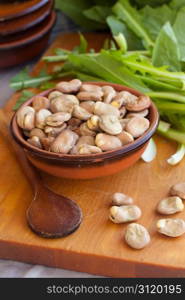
[170,0,185,10]
[173,7,185,62]
[140,5,174,40]
[155,101,185,114]
[39,82,56,90]
[135,74,182,91]
[68,50,150,93]
[55,0,103,30]
[10,67,31,86]
[160,112,185,131]
[83,5,111,25]
[54,48,70,56]
[113,33,127,52]
[10,68,53,90]
[72,33,88,53]
[157,119,185,144]
[106,15,143,50]
[133,0,170,8]
[75,72,103,82]
[93,0,116,5]
[112,0,154,49]
[152,22,181,72]
[121,53,185,84]
[147,91,185,103]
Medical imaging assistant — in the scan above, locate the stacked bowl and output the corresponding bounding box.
[0,0,56,68]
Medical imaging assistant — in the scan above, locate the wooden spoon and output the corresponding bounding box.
[0,110,83,238]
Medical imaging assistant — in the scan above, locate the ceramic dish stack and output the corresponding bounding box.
[0,0,56,68]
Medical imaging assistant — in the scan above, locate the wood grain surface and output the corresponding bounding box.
[0,33,185,278]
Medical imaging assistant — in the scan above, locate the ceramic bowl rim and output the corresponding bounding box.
[0,0,53,36]
[0,10,56,50]
[0,0,49,22]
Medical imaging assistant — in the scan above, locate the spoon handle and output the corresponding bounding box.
[0,110,41,191]
[12,144,41,191]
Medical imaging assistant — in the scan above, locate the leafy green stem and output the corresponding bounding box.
[157,120,185,144]
[147,92,185,103]
[10,75,53,90]
[122,59,185,82]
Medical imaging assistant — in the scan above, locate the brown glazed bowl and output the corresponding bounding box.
[10,82,159,179]
[0,0,53,36]
[0,11,56,68]
[0,0,49,21]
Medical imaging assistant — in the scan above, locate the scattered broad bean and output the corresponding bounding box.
[112,193,133,205]
[124,223,150,249]
[157,218,185,237]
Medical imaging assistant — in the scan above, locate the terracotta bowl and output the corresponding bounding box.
[0,11,56,68]
[0,10,54,43]
[0,0,53,36]
[10,82,159,179]
[0,0,49,21]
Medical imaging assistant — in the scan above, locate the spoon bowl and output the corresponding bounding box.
[27,183,82,238]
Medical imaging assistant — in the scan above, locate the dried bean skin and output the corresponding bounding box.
[157,218,185,237]
[77,91,103,102]
[87,115,100,131]
[117,131,134,145]
[80,84,102,93]
[126,95,151,112]
[125,223,150,249]
[50,129,78,154]
[70,136,95,154]
[112,193,133,205]
[48,91,63,101]
[68,118,82,131]
[80,101,95,114]
[157,196,184,215]
[27,136,42,149]
[99,115,122,135]
[113,91,137,106]
[170,182,185,199]
[79,122,96,136]
[50,95,78,113]
[94,101,120,117]
[32,96,50,111]
[41,136,55,151]
[119,118,130,130]
[109,205,141,223]
[78,144,102,155]
[95,133,122,151]
[125,117,150,138]
[46,112,71,127]
[44,124,67,137]
[35,109,51,129]
[102,86,116,104]
[119,107,127,118]
[56,79,81,93]
[30,128,46,139]
[126,109,149,118]
[17,106,35,130]
[73,105,92,120]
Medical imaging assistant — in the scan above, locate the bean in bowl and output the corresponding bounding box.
[16,79,151,155]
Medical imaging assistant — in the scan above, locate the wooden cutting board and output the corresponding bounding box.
[0,33,185,278]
